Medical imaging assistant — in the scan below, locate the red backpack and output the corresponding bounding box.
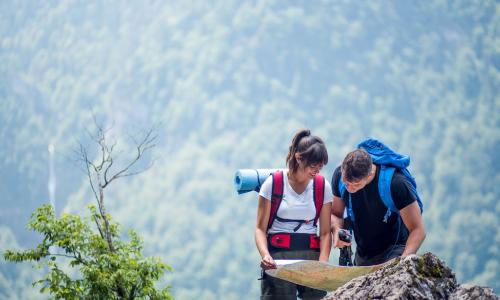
[267,170,325,231]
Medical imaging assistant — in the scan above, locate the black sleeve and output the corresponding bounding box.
[390,171,417,210]
[331,166,342,197]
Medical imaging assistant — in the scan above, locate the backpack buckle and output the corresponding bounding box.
[383,209,391,223]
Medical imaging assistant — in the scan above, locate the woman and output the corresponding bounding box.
[255,129,333,300]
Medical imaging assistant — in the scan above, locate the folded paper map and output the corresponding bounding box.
[265,260,391,291]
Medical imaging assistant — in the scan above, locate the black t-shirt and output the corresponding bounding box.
[331,165,416,258]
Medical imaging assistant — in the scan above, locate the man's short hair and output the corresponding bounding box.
[341,148,372,182]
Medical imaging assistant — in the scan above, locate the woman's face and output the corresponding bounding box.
[300,163,323,179]
[294,153,324,178]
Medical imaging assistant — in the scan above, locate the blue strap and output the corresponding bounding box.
[378,166,399,223]
[378,165,423,220]
[338,178,355,222]
[402,169,424,213]
[340,167,397,223]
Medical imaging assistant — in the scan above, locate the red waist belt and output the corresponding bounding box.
[267,233,320,251]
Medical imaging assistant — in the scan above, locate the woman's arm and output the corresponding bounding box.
[255,195,276,269]
[318,202,332,262]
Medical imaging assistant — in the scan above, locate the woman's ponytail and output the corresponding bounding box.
[286,129,312,173]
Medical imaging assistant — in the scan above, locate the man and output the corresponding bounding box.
[331,146,426,266]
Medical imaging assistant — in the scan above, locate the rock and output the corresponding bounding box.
[323,253,498,300]
[451,285,498,300]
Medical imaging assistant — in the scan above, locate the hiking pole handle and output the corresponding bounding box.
[338,229,354,266]
[338,229,352,243]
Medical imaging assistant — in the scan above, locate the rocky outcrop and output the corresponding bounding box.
[324,253,498,300]
[451,285,499,300]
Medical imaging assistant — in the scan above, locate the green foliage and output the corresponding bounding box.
[4,204,173,300]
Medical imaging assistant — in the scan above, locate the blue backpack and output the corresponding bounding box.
[339,139,423,223]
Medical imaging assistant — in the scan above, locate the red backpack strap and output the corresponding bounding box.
[313,174,325,227]
[267,170,284,230]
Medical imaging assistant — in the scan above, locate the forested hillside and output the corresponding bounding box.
[1,1,498,299]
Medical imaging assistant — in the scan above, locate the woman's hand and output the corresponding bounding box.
[260,254,277,270]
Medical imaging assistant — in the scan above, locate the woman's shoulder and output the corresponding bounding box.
[261,173,274,188]
[260,170,284,192]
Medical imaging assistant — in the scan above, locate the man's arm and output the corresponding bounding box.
[399,201,426,257]
[331,196,351,248]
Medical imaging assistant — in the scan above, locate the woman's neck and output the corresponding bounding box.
[287,169,309,185]
[287,169,309,195]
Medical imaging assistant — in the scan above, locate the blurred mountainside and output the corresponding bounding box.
[0,1,498,299]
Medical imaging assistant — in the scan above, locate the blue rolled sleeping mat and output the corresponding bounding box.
[234,169,284,194]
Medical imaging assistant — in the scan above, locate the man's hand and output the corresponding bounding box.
[332,229,352,248]
[402,254,418,262]
[260,254,277,270]
[331,196,350,249]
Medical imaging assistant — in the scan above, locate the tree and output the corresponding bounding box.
[3,123,173,300]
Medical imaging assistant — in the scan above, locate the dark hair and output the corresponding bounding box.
[341,148,372,182]
[286,129,328,173]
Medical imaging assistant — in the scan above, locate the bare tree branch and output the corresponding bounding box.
[111,159,156,179]
[103,155,114,185]
[80,144,99,204]
[102,129,157,188]
[76,120,157,259]
[92,215,105,240]
[102,139,117,185]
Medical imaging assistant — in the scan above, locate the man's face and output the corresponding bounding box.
[342,174,370,193]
